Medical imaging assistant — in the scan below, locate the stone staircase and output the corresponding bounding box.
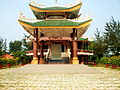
[48,58,64,64]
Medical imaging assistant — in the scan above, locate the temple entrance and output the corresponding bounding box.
[51,44,61,59]
[48,44,63,63]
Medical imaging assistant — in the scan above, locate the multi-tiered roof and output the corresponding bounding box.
[18,0,92,38]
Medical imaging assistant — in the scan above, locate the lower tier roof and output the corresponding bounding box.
[19,19,92,28]
[18,18,92,37]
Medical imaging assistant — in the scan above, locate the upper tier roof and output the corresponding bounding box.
[29,0,82,19]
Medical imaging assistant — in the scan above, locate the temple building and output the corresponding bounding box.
[18,0,93,64]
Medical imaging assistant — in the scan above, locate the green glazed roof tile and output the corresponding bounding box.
[79,38,88,40]
[19,19,92,27]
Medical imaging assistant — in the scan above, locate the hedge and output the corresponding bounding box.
[0,58,18,66]
[0,56,30,66]
[96,56,120,66]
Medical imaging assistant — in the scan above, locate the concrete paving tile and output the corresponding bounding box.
[0,64,120,89]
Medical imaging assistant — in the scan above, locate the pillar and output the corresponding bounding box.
[80,55,84,64]
[31,28,38,64]
[72,28,79,64]
[84,42,86,49]
[86,55,88,64]
[39,41,44,64]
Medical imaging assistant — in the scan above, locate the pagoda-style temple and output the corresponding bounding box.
[18,0,93,64]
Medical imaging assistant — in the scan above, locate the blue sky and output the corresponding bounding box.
[0,0,120,45]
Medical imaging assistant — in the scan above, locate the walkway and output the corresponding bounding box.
[0,64,120,90]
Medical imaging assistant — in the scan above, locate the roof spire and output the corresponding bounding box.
[55,0,57,4]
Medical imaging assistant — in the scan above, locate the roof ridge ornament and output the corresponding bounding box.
[69,13,91,22]
[55,0,58,4]
[20,10,23,16]
[76,0,82,3]
[19,10,23,20]
[30,0,46,7]
[30,0,36,5]
[19,11,31,21]
[30,0,82,8]
[88,11,92,17]
[19,11,42,22]
[66,0,82,7]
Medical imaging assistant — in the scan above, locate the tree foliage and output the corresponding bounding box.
[94,17,120,62]
[0,37,3,56]
[104,17,120,56]
[96,56,120,66]
[93,29,107,59]
[9,40,22,53]
[11,51,31,64]
[0,37,7,56]
[2,39,7,55]
[22,34,32,51]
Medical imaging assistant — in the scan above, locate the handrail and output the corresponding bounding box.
[46,49,50,58]
[45,49,50,64]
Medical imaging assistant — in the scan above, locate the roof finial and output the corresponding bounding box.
[76,0,82,3]
[20,10,23,16]
[19,10,23,20]
[55,0,57,4]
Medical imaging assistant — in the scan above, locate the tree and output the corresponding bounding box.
[0,37,3,56]
[104,17,120,56]
[0,37,7,55]
[93,29,107,60]
[9,40,22,53]
[2,39,7,54]
[22,34,32,51]
[10,51,30,64]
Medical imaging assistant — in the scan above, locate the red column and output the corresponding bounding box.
[81,55,84,64]
[72,28,79,64]
[73,41,78,58]
[40,41,44,64]
[31,28,38,64]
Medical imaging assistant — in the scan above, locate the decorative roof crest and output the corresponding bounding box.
[76,0,82,3]
[19,10,24,20]
[30,0,46,8]
[69,12,91,22]
[66,0,82,7]
[19,10,40,22]
[30,0,82,8]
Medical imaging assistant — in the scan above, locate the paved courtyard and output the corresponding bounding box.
[0,64,120,90]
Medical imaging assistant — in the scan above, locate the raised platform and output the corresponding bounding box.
[7,64,100,74]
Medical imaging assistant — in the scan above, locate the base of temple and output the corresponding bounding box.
[39,58,44,64]
[31,57,38,64]
[72,57,79,64]
[80,62,84,64]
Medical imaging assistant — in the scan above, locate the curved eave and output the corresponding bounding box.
[29,3,82,12]
[18,19,92,29]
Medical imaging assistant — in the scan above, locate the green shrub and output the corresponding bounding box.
[95,58,100,63]
[0,58,2,65]
[0,58,17,66]
[109,56,120,66]
[98,56,120,66]
[12,51,31,64]
[0,58,7,66]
